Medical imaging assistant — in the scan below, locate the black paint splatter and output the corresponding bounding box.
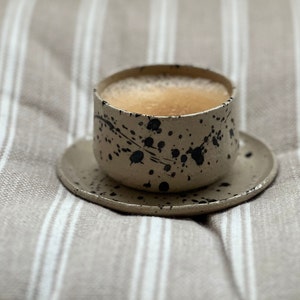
[219,182,231,187]
[212,137,219,147]
[130,151,144,164]
[159,182,169,192]
[245,151,252,158]
[188,146,205,165]
[143,181,151,188]
[181,155,187,163]
[147,119,161,132]
[171,149,180,158]
[164,164,171,172]
[144,137,154,147]
[157,141,165,152]
[100,117,114,130]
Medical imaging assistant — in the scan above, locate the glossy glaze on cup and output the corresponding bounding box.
[94,65,238,193]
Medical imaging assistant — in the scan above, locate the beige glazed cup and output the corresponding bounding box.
[93,65,239,193]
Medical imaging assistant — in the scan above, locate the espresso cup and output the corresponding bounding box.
[93,65,238,193]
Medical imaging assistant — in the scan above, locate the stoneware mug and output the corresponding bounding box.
[93,65,239,193]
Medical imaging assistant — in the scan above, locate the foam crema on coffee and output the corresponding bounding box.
[100,75,230,116]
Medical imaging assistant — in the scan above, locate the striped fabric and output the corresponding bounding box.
[0,0,299,299]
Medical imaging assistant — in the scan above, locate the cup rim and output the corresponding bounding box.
[94,64,237,119]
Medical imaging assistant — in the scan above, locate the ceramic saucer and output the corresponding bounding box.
[56,132,278,217]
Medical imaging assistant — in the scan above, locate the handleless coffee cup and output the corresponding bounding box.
[93,65,238,193]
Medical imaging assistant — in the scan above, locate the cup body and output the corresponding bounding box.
[93,65,238,192]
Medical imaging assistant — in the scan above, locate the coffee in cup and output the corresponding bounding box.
[101,75,230,116]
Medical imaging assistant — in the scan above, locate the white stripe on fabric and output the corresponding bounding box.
[140,218,164,300]
[156,219,172,300]
[229,0,246,296]
[92,0,109,85]
[238,0,249,131]
[220,1,235,294]
[0,0,36,174]
[76,0,98,138]
[220,211,228,253]
[220,0,230,260]
[147,0,159,64]
[128,217,148,300]
[67,0,86,146]
[26,186,64,300]
[36,193,75,300]
[156,0,169,63]
[0,1,15,149]
[230,0,240,84]
[166,0,178,63]
[235,0,257,298]
[51,201,84,300]
[244,203,257,300]
[0,0,13,88]
[239,0,257,298]
[220,0,256,299]
[221,0,230,75]
[230,207,245,296]
[229,1,246,296]
[290,0,300,159]
[88,0,109,134]
[224,0,248,130]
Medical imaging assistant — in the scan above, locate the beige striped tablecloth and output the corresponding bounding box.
[1,0,299,299]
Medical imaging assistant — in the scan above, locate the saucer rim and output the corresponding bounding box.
[56,131,278,217]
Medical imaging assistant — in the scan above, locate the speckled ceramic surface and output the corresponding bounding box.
[94,65,239,192]
[57,132,278,217]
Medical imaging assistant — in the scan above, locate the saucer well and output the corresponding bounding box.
[56,132,278,217]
